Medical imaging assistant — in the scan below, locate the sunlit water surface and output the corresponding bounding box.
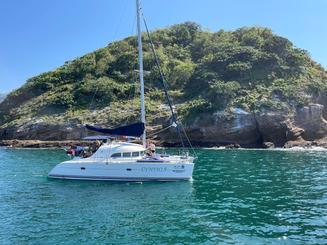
[0,148,326,244]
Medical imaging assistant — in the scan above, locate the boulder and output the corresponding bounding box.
[262,141,275,148]
[295,103,327,140]
[225,143,241,149]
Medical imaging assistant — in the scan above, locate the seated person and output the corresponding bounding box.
[75,145,84,156]
[146,141,156,158]
[66,145,75,156]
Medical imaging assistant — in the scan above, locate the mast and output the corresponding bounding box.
[136,0,146,147]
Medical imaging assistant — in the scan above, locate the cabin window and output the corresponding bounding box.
[111,153,122,158]
[132,152,139,157]
[140,151,144,156]
[123,152,131,157]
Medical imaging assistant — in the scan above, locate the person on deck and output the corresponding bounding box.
[66,145,75,157]
[91,140,102,153]
[146,140,156,157]
[73,145,84,157]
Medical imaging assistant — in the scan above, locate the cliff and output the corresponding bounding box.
[1,23,327,147]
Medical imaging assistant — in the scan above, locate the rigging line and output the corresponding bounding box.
[179,121,198,158]
[141,16,175,122]
[89,82,100,111]
[141,13,186,150]
[147,124,173,138]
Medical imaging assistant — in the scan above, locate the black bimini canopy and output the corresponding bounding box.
[85,122,145,137]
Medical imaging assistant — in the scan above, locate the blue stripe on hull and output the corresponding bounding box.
[48,174,191,182]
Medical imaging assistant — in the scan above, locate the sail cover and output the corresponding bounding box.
[83,135,114,141]
[85,122,145,137]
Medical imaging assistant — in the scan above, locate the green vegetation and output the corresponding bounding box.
[0,22,326,127]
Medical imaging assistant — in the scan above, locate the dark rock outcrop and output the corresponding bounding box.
[161,108,262,147]
[0,121,86,140]
[2,103,327,148]
[295,104,327,140]
[0,139,93,148]
[161,104,327,148]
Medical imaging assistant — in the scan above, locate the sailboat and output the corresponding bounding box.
[48,0,195,181]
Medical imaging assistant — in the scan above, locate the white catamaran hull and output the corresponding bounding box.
[48,161,194,181]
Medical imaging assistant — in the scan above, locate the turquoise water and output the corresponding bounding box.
[0,148,326,244]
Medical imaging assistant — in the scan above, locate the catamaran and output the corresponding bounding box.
[48,0,195,181]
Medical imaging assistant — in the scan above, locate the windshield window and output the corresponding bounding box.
[111,153,121,158]
[132,152,139,157]
[123,152,131,157]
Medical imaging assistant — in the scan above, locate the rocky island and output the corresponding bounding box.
[1,22,327,148]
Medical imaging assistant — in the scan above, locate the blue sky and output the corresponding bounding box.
[0,0,326,93]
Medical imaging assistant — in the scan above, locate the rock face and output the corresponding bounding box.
[161,104,327,148]
[0,139,94,148]
[255,111,289,146]
[0,121,87,141]
[295,104,327,140]
[178,108,261,147]
[1,104,327,148]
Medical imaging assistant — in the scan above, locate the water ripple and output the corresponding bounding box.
[0,148,326,244]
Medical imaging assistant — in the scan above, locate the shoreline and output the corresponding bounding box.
[1,139,327,150]
[0,140,95,149]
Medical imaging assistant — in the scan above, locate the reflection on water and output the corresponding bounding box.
[0,148,326,244]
